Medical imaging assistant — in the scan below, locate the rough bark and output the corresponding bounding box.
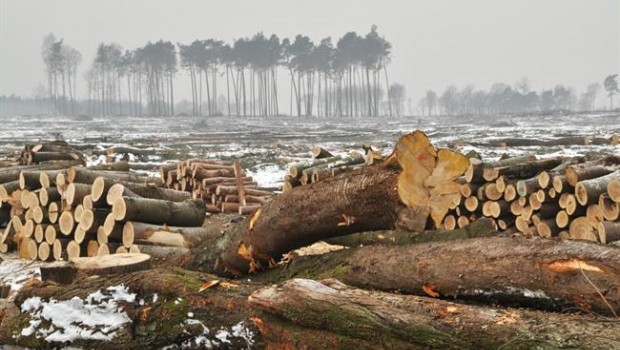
[192,164,403,276]
[250,278,620,350]
[256,236,620,316]
[112,197,205,226]
[324,217,497,247]
[2,267,260,349]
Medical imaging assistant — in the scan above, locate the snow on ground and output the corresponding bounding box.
[247,163,286,188]
[163,319,255,350]
[17,284,135,343]
[0,254,42,300]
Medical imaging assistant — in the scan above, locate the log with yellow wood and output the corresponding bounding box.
[192,130,470,276]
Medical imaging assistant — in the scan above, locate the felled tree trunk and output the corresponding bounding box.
[250,278,620,350]
[257,236,620,316]
[191,131,469,276]
[193,164,404,276]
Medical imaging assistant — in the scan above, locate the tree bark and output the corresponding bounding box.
[111,196,205,227]
[250,278,620,350]
[192,164,403,276]
[255,236,620,316]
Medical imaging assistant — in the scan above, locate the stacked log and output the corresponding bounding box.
[283,147,367,191]
[161,158,273,215]
[19,140,85,166]
[0,163,207,261]
[453,154,620,244]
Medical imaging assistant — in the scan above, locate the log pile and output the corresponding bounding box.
[0,163,208,261]
[161,158,273,215]
[19,140,85,166]
[453,153,620,244]
[7,130,620,349]
[282,145,376,191]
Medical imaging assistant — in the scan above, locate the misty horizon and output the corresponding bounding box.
[0,0,619,114]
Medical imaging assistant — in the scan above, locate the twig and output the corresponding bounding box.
[580,266,619,318]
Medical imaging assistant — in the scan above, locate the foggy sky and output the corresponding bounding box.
[0,0,618,103]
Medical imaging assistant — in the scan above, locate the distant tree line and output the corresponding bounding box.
[418,75,619,116]
[29,26,401,118]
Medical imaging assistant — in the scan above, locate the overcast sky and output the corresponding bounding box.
[0,0,618,103]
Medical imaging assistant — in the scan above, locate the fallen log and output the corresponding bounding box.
[575,170,620,206]
[40,253,153,284]
[67,167,154,185]
[256,236,620,316]
[192,131,469,276]
[324,217,497,247]
[250,278,620,350]
[122,221,220,248]
[111,197,205,226]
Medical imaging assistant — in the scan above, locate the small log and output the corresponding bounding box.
[26,151,81,164]
[497,216,515,231]
[58,211,75,235]
[607,178,620,203]
[569,217,598,242]
[598,221,620,244]
[312,146,334,159]
[34,224,44,243]
[39,186,60,206]
[516,176,540,197]
[442,214,456,230]
[586,204,605,227]
[537,170,551,189]
[556,210,571,229]
[40,253,152,284]
[483,183,503,201]
[86,239,99,257]
[599,194,619,221]
[132,244,189,260]
[38,241,51,261]
[552,175,570,194]
[19,171,43,190]
[67,167,154,185]
[64,183,92,206]
[112,197,205,226]
[0,180,21,201]
[483,158,563,182]
[576,170,620,206]
[566,164,617,187]
[48,202,60,224]
[44,224,57,245]
[79,208,109,232]
[463,196,479,212]
[456,215,470,228]
[123,221,219,248]
[536,219,559,238]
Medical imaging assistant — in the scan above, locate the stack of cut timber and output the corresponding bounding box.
[19,140,85,166]
[452,154,620,244]
[284,146,367,191]
[467,134,620,148]
[0,163,206,261]
[161,158,273,215]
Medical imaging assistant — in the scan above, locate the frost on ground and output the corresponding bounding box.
[17,284,136,343]
[160,319,255,350]
[0,254,42,299]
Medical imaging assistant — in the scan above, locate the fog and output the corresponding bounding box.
[0,0,618,114]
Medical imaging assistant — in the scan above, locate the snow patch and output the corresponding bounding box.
[18,284,136,343]
[247,163,285,188]
[0,256,42,298]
